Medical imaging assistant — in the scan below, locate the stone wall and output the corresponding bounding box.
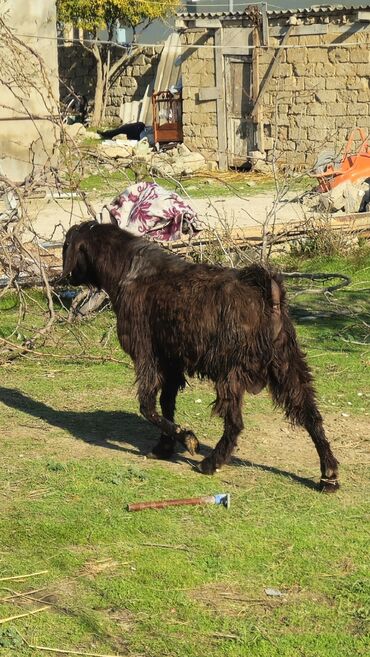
[180,9,370,169]
[59,44,161,125]
[260,27,370,168]
[181,30,218,163]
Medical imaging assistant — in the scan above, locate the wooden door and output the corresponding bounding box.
[225,55,255,167]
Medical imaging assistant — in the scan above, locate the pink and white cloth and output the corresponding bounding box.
[105,182,201,241]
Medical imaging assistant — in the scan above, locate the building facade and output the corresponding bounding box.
[177,5,370,169]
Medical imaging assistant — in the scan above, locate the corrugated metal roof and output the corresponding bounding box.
[177,5,370,20]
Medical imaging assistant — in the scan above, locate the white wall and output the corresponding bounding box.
[0,0,59,182]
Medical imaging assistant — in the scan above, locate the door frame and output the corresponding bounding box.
[224,54,255,168]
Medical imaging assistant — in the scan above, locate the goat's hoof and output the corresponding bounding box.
[198,456,217,475]
[320,478,340,493]
[180,430,199,456]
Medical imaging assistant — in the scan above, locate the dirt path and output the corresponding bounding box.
[25,191,305,242]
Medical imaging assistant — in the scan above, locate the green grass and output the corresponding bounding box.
[79,168,135,193]
[79,168,313,199]
[278,247,370,413]
[0,249,369,656]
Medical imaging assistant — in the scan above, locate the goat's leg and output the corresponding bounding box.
[138,374,199,458]
[148,370,188,459]
[268,345,339,492]
[199,379,244,475]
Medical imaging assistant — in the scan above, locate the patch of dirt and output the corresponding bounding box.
[232,411,370,469]
[211,411,369,502]
[1,383,369,498]
[190,583,282,617]
[78,558,120,579]
[190,582,332,619]
[106,607,135,632]
[1,577,80,615]
[39,577,79,609]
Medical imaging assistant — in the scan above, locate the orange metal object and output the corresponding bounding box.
[314,128,370,193]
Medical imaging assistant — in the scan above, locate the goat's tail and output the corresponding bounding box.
[238,264,285,337]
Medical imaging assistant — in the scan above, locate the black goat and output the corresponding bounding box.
[62,221,339,491]
[97,122,145,141]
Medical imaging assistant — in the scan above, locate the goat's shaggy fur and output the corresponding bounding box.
[62,221,339,491]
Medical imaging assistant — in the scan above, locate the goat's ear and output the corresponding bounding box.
[62,232,84,277]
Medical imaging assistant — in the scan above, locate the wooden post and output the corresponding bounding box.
[252,24,264,152]
[214,27,228,170]
[261,3,269,47]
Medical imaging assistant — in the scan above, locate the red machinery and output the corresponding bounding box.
[314,128,370,193]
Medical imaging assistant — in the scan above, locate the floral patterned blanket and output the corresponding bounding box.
[105,182,202,241]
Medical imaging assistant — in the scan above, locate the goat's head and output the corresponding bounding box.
[62,221,100,287]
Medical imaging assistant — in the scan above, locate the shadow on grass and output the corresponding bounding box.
[231,457,320,492]
[0,386,156,456]
[0,387,322,492]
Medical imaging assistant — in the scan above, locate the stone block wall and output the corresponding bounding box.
[180,9,370,168]
[58,11,370,166]
[181,30,218,163]
[58,44,161,125]
[260,28,370,168]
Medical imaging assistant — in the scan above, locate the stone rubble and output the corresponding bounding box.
[98,139,136,160]
[150,143,206,176]
[97,137,206,175]
[63,122,87,139]
[318,179,370,213]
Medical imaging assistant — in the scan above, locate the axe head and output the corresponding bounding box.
[214,493,230,509]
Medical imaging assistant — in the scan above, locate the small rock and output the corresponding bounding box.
[85,131,101,140]
[253,159,273,175]
[134,138,152,159]
[176,143,191,156]
[98,140,133,159]
[265,588,284,597]
[64,122,86,139]
[150,147,206,176]
[249,150,265,161]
